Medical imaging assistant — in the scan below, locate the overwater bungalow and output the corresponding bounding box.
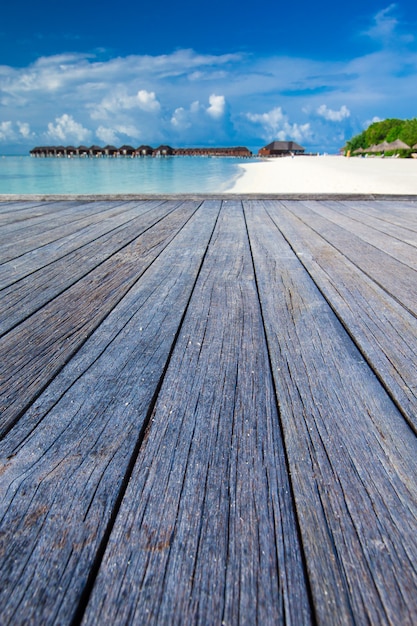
[103,145,118,156]
[136,145,154,156]
[258,141,305,156]
[119,145,135,156]
[174,147,252,157]
[29,143,252,158]
[153,145,174,156]
[89,145,103,157]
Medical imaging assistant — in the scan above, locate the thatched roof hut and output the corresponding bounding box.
[385,139,410,151]
[368,141,390,153]
[258,141,305,156]
[137,145,153,155]
[154,145,174,156]
[89,145,103,156]
[119,145,135,155]
[103,145,118,156]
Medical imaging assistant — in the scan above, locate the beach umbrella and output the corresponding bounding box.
[369,141,390,153]
[353,147,364,154]
[385,139,410,151]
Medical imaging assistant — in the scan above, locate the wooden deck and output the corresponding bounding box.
[1,197,417,625]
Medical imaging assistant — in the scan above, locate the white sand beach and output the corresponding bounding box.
[227,155,417,194]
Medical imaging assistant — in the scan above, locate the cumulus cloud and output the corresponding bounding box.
[363,116,383,130]
[170,101,204,130]
[17,122,31,138]
[0,121,15,141]
[246,107,311,143]
[136,90,160,112]
[207,94,226,119]
[171,107,192,130]
[0,38,416,154]
[95,126,120,145]
[0,120,33,142]
[95,124,141,144]
[171,96,225,130]
[46,114,91,143]
[317,104,351,122]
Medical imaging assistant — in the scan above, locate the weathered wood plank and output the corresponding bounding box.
[349,200,417,231]
[0,201,49,222]
[299,200,417,270]
[244,200,417,626]
[0,200,97,236]
[263,200,417,433]
[0,201,220,625]
[323,200,417,245]
[80,200,311,626]
[0,200,183,335]
[0,200,163,289]
[0,200,199,437]
[0,202,148,263]
[283,200,417,316]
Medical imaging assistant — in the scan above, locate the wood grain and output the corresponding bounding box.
[244,200,417,625]
[1,198,416,626]
[81,200,311,625]
[0,201,198,436]
[0,201,220,625]
[264,200,417,433]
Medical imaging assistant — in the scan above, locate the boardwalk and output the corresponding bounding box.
[1,197,417,625]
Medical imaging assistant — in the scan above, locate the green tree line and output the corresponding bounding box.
[345,118,417,156]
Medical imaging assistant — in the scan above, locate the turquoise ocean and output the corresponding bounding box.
[0,155,257,194]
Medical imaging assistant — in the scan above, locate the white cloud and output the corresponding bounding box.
[90,88,160,120]
[364,4,398,42]
[171,107,191,130]
[0,35,416,154]
[137,90,160,112]
[97,123,142,141]
[207,94,225,119]
[362,4,414,45]
[317,104,351,122]
[17,122,31,138]
[0,121,15,141]
[113,124,141,139]
[246,106,311,143]
[46,114,91,143]
[95,126,120,145]
[364,116,382,129]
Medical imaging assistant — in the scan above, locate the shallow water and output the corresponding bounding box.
[0,155,256,194]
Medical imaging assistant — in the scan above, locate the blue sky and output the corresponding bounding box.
[1,1,416,153]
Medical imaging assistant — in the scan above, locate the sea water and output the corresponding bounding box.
[0,155,256,194]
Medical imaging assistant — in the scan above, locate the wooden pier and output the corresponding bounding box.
[1,196,417,625]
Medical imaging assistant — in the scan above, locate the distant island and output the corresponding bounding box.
[344,118,417,157]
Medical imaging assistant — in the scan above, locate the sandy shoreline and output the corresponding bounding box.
[226,155,417,194]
